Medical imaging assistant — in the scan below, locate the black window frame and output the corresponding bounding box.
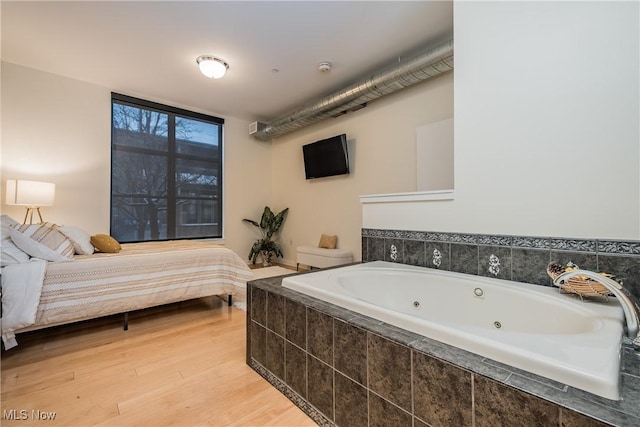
[110,92,224,243]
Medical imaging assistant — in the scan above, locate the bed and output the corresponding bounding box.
[1,216,253,350]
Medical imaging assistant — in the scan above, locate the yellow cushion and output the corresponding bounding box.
[90,234,121,253]
[318,234,337,249]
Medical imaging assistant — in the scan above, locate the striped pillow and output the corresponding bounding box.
[9,222,74,262]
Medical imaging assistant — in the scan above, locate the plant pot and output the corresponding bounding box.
[261,252,273,267]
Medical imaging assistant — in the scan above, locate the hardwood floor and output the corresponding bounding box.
[1,298,316,427]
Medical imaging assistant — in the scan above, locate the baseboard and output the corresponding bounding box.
[279,258,296,268]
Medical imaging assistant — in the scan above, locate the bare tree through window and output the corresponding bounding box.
[111,94,223,242]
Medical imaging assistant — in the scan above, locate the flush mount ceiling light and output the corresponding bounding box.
[196,55,229,79]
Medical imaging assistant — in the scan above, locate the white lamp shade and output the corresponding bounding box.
[197,56,228,79]
[6,180,55,207]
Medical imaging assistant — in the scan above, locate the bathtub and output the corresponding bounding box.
[281,261,625,400]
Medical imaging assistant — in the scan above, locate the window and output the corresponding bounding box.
[111,93,223,242]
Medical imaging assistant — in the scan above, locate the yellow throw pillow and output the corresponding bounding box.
[90,234,121,253]
[318,234,337,249]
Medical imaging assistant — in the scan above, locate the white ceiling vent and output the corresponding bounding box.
[249,121,267,136]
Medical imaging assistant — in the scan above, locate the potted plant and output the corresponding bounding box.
[242,206,289,266]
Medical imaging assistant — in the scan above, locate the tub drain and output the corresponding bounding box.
[494,321,502,329]
[413,301,420,308]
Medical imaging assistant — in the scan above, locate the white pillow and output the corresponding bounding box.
[1,214,20,242]
[1,215,30,266]
[1,238,30,266]
[9,222,74,262]
[58,225,94,255]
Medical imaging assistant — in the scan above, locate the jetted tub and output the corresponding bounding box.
[282,261,625,400]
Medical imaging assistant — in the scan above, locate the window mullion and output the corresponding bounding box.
[167,115,177,239]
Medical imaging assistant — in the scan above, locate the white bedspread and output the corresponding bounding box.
[1,259,47,349]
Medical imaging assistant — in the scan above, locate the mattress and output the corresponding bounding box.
[23,240,253,332]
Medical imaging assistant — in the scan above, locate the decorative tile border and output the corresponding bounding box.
[250,360,333,427]
[363,228,640,256]
[362,228,640,302]
[550,238,596,252]
[478,234,512,247]
[512,236,550,249]
[362,229,639,253]
[426,232,450,242]
[598,240,640,255]
[449,233,477,244]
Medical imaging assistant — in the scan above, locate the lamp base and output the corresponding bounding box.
[23,207,44,224]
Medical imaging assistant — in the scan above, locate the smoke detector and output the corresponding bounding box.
[318,62,332,72]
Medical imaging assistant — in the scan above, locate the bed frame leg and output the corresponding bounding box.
[123,312,129,331]
[228,295,232,307]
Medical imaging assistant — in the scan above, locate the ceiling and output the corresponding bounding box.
[1,1,453,123]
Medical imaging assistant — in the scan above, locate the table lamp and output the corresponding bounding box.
[5,180,56,224]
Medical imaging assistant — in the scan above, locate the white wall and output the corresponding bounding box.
[0,62,271,260]
[223,119,273,259]
[1,63,111,231]
[364,1,640,240]
[416,118,454,191]
[271,73,454,265]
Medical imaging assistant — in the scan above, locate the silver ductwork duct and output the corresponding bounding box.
[251,39,454,141]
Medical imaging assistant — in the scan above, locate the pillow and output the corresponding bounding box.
[1,238,30,266]
[1,214,20,242]
[9,222,75,262]
[2,215,31,266]
[318,234,337,249]
[58,225,94,255]
[90,234,121,253]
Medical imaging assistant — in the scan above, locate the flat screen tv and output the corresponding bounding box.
[302,134,350,179]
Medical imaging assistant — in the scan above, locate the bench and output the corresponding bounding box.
[296,246,353,270]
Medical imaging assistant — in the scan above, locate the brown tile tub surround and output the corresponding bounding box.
[368,333,412,412]
[413,351,472,426]
[246,277,640,426]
